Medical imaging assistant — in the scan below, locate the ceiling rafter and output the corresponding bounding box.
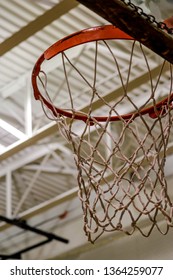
[0,0,78,56]
[0,142,72,177]
[13,153,51,215]
[0,118,26,140]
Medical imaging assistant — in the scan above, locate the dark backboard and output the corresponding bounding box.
[77,0,173,63]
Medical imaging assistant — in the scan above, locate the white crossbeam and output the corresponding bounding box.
[0,118,26,140]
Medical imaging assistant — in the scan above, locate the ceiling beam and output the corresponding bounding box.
[0,142,70,177]
[0,122,57,161]
[0,0,78,56]
[0,118,26,140]
[23,164,76,174]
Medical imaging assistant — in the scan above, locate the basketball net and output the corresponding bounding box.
[32,26,173,243]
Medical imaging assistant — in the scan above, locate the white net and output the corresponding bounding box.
[33,26,173,243]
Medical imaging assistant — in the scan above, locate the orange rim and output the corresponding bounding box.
[32,25,173,122]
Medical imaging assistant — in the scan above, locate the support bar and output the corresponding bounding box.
[0,239,51,260]
[0,215,69,244]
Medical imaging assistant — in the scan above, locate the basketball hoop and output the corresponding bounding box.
[32,25,173,243]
